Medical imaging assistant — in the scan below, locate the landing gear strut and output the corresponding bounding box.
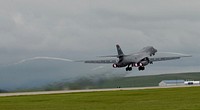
[138,66,145,71]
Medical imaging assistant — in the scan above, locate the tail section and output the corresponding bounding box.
[98,44,125,58]
[116,44,124,56]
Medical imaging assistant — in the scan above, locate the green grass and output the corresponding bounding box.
[1,86,200,110]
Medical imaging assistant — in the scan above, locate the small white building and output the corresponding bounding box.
[159,80,200,86]
[159,80,185,86]
[184,81,200,85]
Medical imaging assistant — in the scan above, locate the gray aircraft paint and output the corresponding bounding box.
[84,45,191,71]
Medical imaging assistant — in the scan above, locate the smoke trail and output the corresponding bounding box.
[13,57,73,65]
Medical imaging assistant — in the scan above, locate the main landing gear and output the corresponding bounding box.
[126,67,132,71]
[125,65,145,71]
[138,66,145,71]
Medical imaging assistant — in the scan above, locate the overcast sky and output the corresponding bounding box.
[0,0,200,89]
[0,0,200,63]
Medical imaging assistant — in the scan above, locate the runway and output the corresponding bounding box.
[0,85,200,97]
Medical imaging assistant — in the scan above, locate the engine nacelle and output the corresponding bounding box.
[139,60,149,66]
[132,62,147,67]
[133,57,150,67]
[133,63,139,67]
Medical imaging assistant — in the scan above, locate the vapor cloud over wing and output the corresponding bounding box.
[13,57,73,65]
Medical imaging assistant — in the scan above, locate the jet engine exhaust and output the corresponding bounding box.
[113,63,118,68]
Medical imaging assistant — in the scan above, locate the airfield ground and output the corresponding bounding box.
[0,86,200,110]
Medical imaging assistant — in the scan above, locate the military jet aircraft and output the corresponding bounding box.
[82,45,191,71]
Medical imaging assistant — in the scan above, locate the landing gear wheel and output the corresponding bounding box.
[126,67,128,71]
[138,66,145,71]
[126,67,132,71]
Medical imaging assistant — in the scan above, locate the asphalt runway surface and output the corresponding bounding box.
[0,85,200,97]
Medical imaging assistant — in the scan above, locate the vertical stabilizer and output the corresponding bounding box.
[116,44,124,56]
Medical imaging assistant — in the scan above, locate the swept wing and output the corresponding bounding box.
[83,59,118,64]
[149,54,191,62]
[82,54,191,64]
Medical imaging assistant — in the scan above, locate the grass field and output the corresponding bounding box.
[0,86,200,110]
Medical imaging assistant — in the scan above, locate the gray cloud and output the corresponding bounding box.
[0,0,199,62]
